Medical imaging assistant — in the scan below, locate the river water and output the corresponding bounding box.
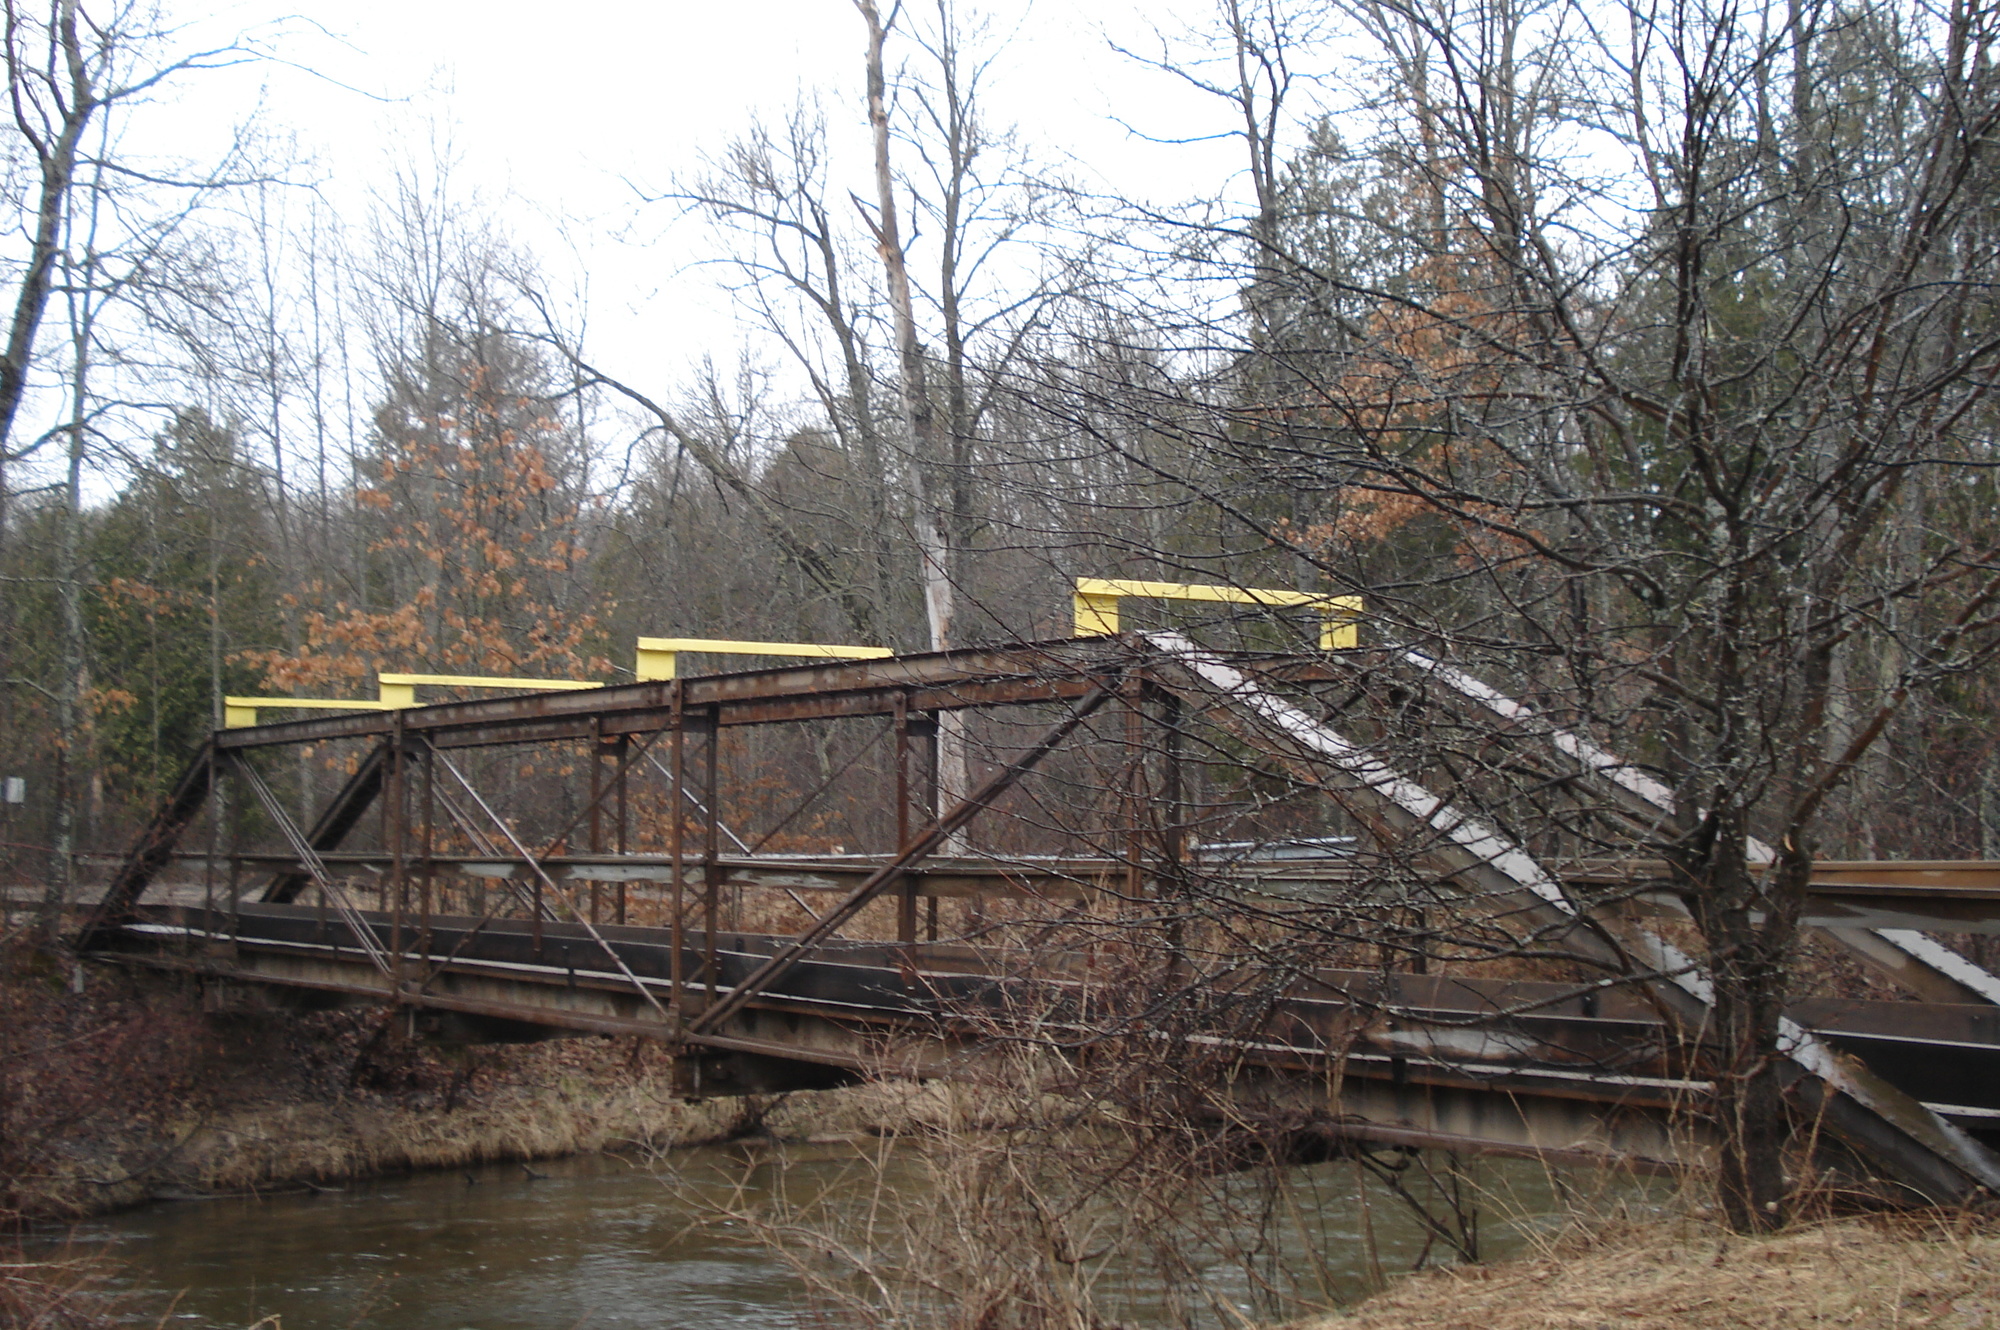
[58,1141,1644,1328]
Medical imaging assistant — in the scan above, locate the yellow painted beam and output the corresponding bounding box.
[376,672,604,708]
[1073,588,1122,636]
[222,697,402,729]
[1071,577,1364,649]
[635,636,893,682]
[225,672,605,729]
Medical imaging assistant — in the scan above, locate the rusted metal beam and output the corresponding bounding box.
[1143,632,2000,1206]
[687,674,1122,1035]
[210,639,1125,749]
[229,753,396,979]
[260,740,394,904]
[77,740,217,944]
[1360,650,2000,1007]
[427,744,669,1019]
[1813,928,2000,1005]
[169,844,2000,933]
[100,902,2000,1152]
[1566,857,2000,896]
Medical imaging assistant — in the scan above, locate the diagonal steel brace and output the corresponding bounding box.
[231,752,396,979]
[427,744,671,1019]
[78,739,218,946]
[688,674,1122,1036]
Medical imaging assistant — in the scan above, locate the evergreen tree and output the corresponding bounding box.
[86,410,273,806]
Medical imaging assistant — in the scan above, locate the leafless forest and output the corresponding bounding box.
[5,0,2000,1239]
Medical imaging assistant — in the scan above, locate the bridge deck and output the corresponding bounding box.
[93,900,2000,1171]
[101,849,2000,933]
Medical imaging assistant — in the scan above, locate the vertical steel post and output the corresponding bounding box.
[375,755,390,915]
[668,682,686,1023]
[894,696,916,949]
[201,772,219,931]
[387,714,406,992]
[1155,681,1188,969]
[589,718,604,925]
[530,760,544,956]
[1157,683,1185,871]
[925,713,943,939]
[589,719,604,852]
[1123,680,1145,902]
[702,706,721,1008]
[419,739,435,956]
[614,734,629,925]
[226,759,242,947]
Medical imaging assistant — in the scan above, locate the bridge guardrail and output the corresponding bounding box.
[1071,577,1363,649]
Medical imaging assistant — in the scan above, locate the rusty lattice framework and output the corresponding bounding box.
[79,633,2000,1205]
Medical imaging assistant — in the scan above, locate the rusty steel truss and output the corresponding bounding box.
[78,633,2000,1204]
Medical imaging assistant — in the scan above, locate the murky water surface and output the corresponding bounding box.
[55,1140,1645,1328]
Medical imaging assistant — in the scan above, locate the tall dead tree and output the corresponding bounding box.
[858,0,971,822]
[667,102,902,645]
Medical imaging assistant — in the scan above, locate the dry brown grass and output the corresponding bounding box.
[1,936,957,1221]
[1297,1213,2000,1329]
[0,1249,129,1329]
[162,1073,960,1203]
[18,1045,955,1221]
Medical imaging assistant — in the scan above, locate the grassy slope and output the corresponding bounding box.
[1303,1214,2000,1330]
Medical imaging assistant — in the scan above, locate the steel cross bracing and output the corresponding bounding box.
[1389,649,2000,1008]
[76,634,2000,1203]
[1142,633,2000,1203]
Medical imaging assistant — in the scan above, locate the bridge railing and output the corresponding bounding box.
[1071,577,1363,650]
[224,638,893,725]
[634,637,892,681]
[225,673,603,727]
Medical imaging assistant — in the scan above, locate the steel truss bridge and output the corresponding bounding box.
[78,633,2000,1205]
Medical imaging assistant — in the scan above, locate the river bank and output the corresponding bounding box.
[38,1159,2000,1330]
[1299,1210,2000,1329]
[12,942,1999,1329]
[0,943,957,1225]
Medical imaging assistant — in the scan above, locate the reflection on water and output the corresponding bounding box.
[56,1140,1650,1329]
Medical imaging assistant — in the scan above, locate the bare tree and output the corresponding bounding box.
[0,0,269,940]
[0,0,260,559]
[1081,0,2000,1230]
[664,102,903,644]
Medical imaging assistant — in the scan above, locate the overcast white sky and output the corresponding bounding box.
[170,0,1260,389]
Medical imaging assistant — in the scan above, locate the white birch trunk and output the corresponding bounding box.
[859,0,971,843]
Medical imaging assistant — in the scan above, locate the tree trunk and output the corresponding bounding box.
[858,0,971,829]
[0,0,93,459]
[1684,822,1810,1231]
[39,294,91,944]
